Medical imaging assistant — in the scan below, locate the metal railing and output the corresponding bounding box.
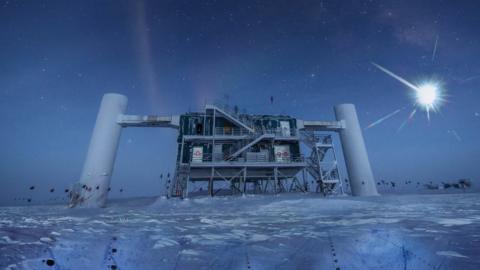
[213,127,296,137]
[214,127,250,136]
[191,153,305,163]
[300,132,332,148]
[212,102,254,128]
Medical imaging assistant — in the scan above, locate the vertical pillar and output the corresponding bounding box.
[209,167,214,197]
[243,167,247,194]
[273,167,278,194]
[75,93,128,207]
[334,104,378,196]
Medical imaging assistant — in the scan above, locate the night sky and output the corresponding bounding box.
[1,0,479,205]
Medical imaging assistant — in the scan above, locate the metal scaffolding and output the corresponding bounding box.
[169,104,343,198]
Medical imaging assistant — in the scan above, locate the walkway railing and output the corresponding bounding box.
[191,153,305,163]
[214,127,296,137]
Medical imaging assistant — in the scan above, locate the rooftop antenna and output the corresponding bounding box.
[223,93,230,111]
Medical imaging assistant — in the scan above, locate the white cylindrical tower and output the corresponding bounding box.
[75,93,127,207]
[334,104,378,196]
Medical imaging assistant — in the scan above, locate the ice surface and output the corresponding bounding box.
[1,193,479,269]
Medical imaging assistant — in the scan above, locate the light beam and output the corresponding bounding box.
[365,108,403,130]
[432,35,439,62]
[371,62,419,91]
[397,107,417,132]
[448,130,462,142]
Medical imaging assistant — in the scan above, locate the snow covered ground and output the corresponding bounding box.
[1,193,479,270]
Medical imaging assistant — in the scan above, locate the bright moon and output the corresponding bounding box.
[414,81,444,120]
[371,63,447,120]
[416,83,438,107]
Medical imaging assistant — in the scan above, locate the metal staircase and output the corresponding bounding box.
[170,164,190,198]
[228,133,275,160]
[206,104,278,161]
[206,104,254,133]
[300,131,343,195]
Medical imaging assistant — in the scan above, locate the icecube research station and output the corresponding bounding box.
[72,93,378,207]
